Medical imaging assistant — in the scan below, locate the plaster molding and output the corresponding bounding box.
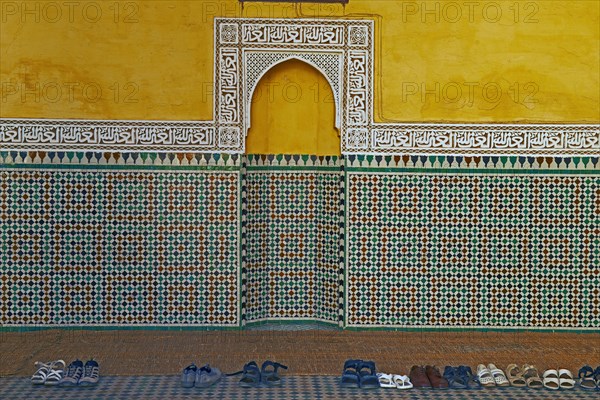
[1,18,599,156]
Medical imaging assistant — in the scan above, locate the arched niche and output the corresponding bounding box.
[246,58,340,155]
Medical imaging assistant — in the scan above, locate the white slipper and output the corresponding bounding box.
[543,369,560,390]
[488,363,510,387]
[558,369,575,389]
[477,364,495,387]
[393,374,413,390]
[376,372,397,388]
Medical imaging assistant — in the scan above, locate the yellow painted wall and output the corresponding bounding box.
[1,0,599,125]
[246,59,339,155]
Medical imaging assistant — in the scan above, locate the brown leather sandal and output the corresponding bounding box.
[505,364,527,387]
[522,364,543,389]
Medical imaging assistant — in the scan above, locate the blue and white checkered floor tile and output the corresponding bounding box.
[1,376,598,400]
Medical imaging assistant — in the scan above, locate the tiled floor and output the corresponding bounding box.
[1,376,598,400]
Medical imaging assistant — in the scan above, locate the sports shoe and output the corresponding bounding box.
[181,363,197,388]
[195,364,222,388]
[79,359,100,386]
[59,359,84,386]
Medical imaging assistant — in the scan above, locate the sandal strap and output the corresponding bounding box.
[377,373,393,384]
[262,361,287,373]
[522,365,540,379]
[51,360,66,370]
[227,361,260,377]
[358,361,376,375]
[578,366,594,379]
[544,369,559,379]
[506,364,522,377]
[343,359,362,371]
[45,369,63,380]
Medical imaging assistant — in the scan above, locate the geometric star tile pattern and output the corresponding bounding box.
[243,155,344,324]
[346,168,600,328]
[1,151,599,330]
[0,164,239,325]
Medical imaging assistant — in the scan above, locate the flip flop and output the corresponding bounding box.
[476,364,495,387]
[393,374,413,390]
[376,373,396,388]
[488,364,510,387]
[522,364,543,389]
[558,369,575,390]
[543,369,560,390]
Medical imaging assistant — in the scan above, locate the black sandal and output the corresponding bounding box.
[340,359,361,388]
[261,360,288,386]
[227,361,261,388]
[357,360,380,389]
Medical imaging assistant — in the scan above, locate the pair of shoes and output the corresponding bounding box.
[505,364,527,387]
[59,359,100,386]
[340,359,379,389]
[518,364,544,389]
[228,360,287,388]
[543,368,575,390]
[31,360,66,386]
[443,366,481,389]
[376,372,413,390]
[181,363,222,388]
[579,365,600,390]
[477,364,510,387]
[409,365,449,389]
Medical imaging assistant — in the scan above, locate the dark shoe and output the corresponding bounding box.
[357,361,379,389]
[340,359,361,388]
[443,366,467,389]
[426,365,449,390]
[181,363,197,388]
[410,365,432,389]
[261,361,287,386]
[58,359,84,386]
[195,364,222,388]
[79,359,100,386]
[459,366,482,390]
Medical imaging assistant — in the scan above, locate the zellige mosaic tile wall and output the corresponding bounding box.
[345,155,600,329]
[0,152,240,326]
[2,151,599,330]
[242,155,344,325]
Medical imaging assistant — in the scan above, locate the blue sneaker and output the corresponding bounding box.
[195,364,222,388]
[181,363,197,388]
[79,359,100,386]
[59,359,84,386]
